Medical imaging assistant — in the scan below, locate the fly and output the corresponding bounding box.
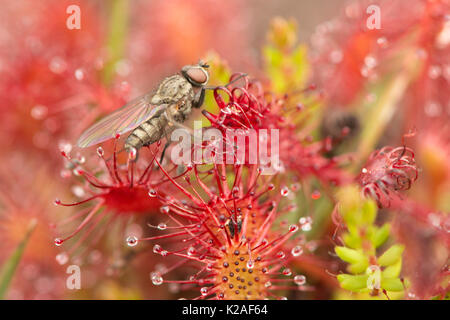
[77,61,211,153]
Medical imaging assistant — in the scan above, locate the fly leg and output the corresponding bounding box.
[159,141,171,164]
[158,119,175,164]
[203,73,248,91]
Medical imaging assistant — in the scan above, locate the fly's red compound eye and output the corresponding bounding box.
[186,67,208,84]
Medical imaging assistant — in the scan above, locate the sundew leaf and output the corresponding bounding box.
[0,219,37,300]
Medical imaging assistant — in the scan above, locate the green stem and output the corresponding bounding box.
[354,50,422,168]
[0,219,37,299]
[101,0,129,86]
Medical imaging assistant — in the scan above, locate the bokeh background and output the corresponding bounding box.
[0,0,448,300]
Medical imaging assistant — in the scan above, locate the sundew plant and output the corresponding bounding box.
[0,0,448,301]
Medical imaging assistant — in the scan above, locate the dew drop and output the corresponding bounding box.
[360,66,369,77]
[428,65,441,79]
[59,141,73,155]
[128,147,137,161]
[73,168,83,176]
[282,268,292,276]
[299,216,313,231]
[364,55,377,69]
[53,198,61,206]
[148,189,157,197]
[153,244,162,254]
[30,105,48,120]
[291,246,303,257]
[362,168,368,174]
[280,186,289,197]
[291,183,301,192]
[187,247,196,256]
[71,186,85,198]
[96,147,104,157]
[264,281,272,288]
[56,253,69,265]
[60,169,72,179]
[77,155,86,164]
[232,186,240,198]
[200,287,209,296]
[157,223,167,230]
[54,238,63,246]
[311,190,321,200]
[276,251,286,259]
[160,206,170,214]
[150,272,163,286]
[246,260,254,269]
[49,56,67,74]
[74,68,84,80]
[289,225,299,233]
[294,275,306,286]
[377,37,388,48]
[126,236,138,247]
[115,59,131,77]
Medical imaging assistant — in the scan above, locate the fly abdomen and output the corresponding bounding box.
[125,116,168,151]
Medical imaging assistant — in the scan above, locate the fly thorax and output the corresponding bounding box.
[156,75,192,103]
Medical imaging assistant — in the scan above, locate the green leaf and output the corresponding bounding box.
[378,244,404,266]
[361,200,377,225]
[348,260,370,274]
[0,219,36,299]
[381,278,404,292]
[343,233,362,249]
[382,259,402,278]
[337,274,368,292]
[335,246,367,264]
[371,224,391,248]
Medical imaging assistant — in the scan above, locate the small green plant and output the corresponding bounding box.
[334,185,406,298]
[263,17,309,94]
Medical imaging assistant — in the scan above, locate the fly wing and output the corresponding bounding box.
[77,93,166,148]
